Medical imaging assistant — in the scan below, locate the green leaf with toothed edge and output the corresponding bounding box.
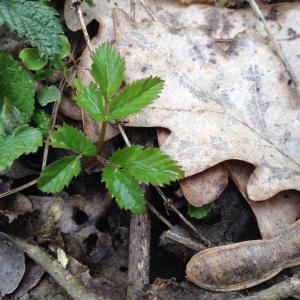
[50,124,96,156]
[73,78,105,121]
[0,127,43,172]
[107,77,164,120]
[102,165,146,214]
[37,156,81,193]
[107,145,184,186]
[91,43,125,100]
[188,203,216,219]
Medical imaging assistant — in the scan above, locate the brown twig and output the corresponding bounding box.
[127,187,151,300]
[6,234,105,300]
[0,179,38,199]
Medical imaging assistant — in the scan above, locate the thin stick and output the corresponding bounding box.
[0,179,38,199]
[139,0,158,21]
[248,0,300,96]
[75,3,94,53]
[42,79,66,170]
[237,273,300,300]
[6,234,105,300]
[144,199,173,228]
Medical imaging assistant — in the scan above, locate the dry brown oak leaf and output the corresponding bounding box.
[110,8,300,202]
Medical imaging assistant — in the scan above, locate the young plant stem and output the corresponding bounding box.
[97,100,109,156]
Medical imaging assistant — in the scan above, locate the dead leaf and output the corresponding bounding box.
[0,234,25,296]
[186,219,300,291]
[29,193,112,234]
[0,193,32,223]
[111,5,300,201]
[225,160,300,239]
[59,97,82,121]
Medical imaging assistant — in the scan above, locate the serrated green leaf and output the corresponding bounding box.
[0,53,35,123]
[32,109,50,138]
[38,155,81,193]
[102,165,146,214]
[107,145,184,185]
[107,77,164,120]
[19,48,48,71]
[188,203,215,219]
[51,124,96,156]
[37,85,61,107]
[91,43,125,99]
[73,79,104,121]
[0,0,63,58]
[0,126,43,172]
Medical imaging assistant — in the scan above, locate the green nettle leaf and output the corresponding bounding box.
[19,48,48,71]
[0,53,35,122]
[0,0,63,58]
[91,43,125,99]
[73,79,104,121]
[108,145,184,185]
[50,124,96,156]
[38,156,81,193]
[0,127,43,172]
[102,165,146,214]
[108,77,164,120]
[32,109,50,138]
[188,203,216,220]
[37,85,61,107]
[1,98,23,134]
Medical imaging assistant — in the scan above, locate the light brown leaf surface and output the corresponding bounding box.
[70,1,300,201]
[112,5,300,201]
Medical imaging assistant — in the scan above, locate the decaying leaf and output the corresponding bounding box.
[73,1,300,202]
[112,5,300,201]
[0,193,32,223]
[0,234,25,296]
[29,193,112,234]
[186,219,300,291]
[225,160,300,239]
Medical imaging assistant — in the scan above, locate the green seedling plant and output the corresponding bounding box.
[37,43,184,213]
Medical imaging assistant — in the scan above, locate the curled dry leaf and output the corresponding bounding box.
[0,233,25,296]
[225,160,300,239]
[186,219,300,291]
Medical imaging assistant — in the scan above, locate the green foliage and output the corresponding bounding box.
[107,146,184,185]
[188,203,216,219]
[102,165,145,213]
[1,98,23,135]
[19,48,48,71]
[0,53,35,123]
[0,0,63,58]
[58,35,71,59]
[39,43,183,214]
[73,79,104,121]
[0,127,43,172]
[37,85,61,107]
[50,124,96,156]
[85,0,94,6]
[102,146,183,213]
[32,109,50,138]
[37,156,81,193]
[107,77,164,120]
[91,43,125,100]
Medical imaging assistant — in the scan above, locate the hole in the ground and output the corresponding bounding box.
[73,208,89,225]
[84,233,98,255]
[119,266,128,272]
[96,215,110,233]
